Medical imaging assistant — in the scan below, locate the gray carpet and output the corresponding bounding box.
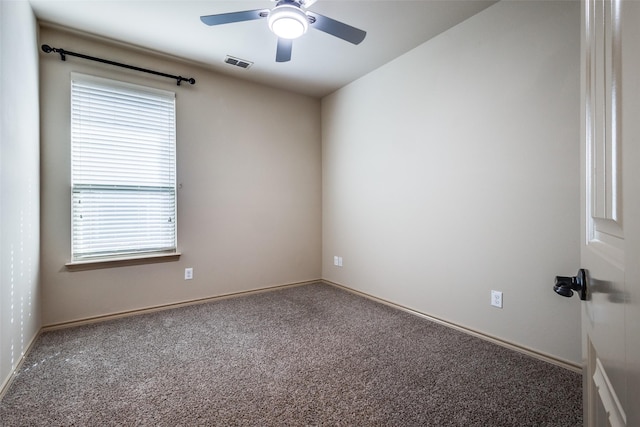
[0,283,581,426]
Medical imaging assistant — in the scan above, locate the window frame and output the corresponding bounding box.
[66,73,180,269]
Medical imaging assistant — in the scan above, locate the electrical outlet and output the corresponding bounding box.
[491,290,503,308]
[184,267,193,280]
[334,256,343,267]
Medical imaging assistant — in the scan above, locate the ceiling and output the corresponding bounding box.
[29,0,497,98]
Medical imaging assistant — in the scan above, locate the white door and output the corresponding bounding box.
[580,0,640,426]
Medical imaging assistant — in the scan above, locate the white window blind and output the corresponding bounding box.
[70,73,177,261]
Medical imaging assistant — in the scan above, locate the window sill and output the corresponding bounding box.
[65,252,181,271]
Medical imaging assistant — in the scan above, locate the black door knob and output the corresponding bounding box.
[554,269,588,300]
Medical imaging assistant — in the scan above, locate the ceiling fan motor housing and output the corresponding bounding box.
[268,1,309,39]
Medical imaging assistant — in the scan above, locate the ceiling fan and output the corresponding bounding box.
[200,0,367,63]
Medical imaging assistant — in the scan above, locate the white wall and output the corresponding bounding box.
[322,1,581,363]
[0,0,41,392]
[39,26,322,325]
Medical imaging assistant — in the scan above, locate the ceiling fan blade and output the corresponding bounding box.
[306,11,366,45]
[200,9,267,26]
[276,38,293,63]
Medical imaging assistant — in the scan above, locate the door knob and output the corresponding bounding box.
[554,269,587,300]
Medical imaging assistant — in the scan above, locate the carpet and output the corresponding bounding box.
[0,282,582,426]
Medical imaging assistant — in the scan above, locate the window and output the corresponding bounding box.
[70,73,177,263]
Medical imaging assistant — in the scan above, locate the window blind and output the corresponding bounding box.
[70,74,177,261]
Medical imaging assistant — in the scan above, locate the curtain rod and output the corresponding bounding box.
[41,44,196,86]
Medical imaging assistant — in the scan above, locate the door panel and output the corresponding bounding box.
[587,0,623,249]
[581,1,640,426]
[581,0,626,425]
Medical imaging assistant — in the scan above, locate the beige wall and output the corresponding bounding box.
[0,0,41,391]
[321,1,581,363]
[39,27,322,326]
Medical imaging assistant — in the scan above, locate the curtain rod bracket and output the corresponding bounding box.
[41,44,66,61]
[41,44,195,86]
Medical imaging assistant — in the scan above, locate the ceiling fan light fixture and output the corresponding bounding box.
[268,4,309,39]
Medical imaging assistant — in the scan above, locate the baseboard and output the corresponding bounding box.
[41,279,320,332]
[323,279,582,374]
[0,329,41,401]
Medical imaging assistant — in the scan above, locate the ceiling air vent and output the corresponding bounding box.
[224,56,253,69]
